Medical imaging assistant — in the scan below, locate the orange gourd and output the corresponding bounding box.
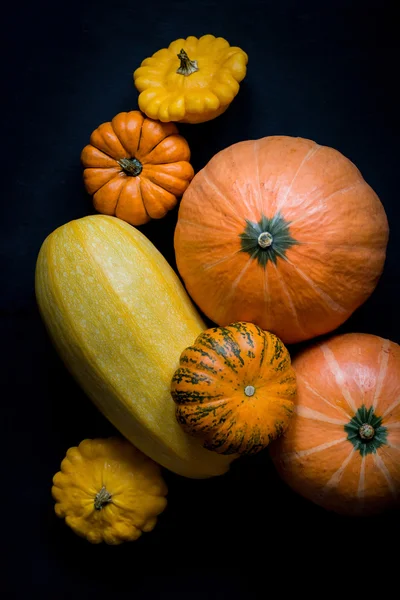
[81,110,194,226]
[174,136,389,344]
[270,333,400,516]
[171,322,296,455]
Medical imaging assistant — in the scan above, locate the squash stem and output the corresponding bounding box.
[176,49,199,76]
[258,232,273,248]
[118,157,143,176]
[94,486,112,510]
[359,424,375,440]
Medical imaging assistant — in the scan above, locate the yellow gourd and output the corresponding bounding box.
[52,438,167,544]
[133,34,248,123]
[35,215,235,478]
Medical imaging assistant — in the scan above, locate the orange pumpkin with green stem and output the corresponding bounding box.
[81,110,194,226]
[270,333,400,516]
[174,136,389,344]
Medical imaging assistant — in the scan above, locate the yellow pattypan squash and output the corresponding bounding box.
[133,34,248,124]
[52,437,168,545]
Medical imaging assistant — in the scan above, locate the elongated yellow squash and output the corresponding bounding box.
[35,215,235,478]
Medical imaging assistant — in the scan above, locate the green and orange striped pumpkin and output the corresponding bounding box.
[270,333,400,516]
[170,322,297,455]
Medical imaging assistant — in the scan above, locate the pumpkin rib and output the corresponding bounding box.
[296,373,352,419]
[140,178,176,219]
[83,167,122,195]
[142,135,191,165]
[253,139,264,216]
[372,338,391,411]
[115,178,150,225]
[90,122,127,160]
[202,248,243,272]
[81,145,119,169]
[281,436,349,462]
[113,177,131,220]
[212,256,254,325]
[322,447,356,494]
[228,145,261,218]
[382,396,400,419]
[293,405,348,426]
[142,164,194,196]
[267,260,307,341]
[282,254,347,314]
[378,446,400,483]
[139,132,178,161]
[201,169,246,224]
[137,120,178,158]
[373,452,398,498]
[320,344,358,414]
[92,175,126,215]
[110,111,144,157]
[285,180,365,231]
[276,143,321,213]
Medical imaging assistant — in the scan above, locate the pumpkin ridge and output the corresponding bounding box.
[196,333,240,374]
[372,338,391,411]
[320,344,358,413]
[113,176,131,216]
[110,114,131,157]
[182,345,218,365]
[218,326,246,366]
[296,373,352,419]
[276,143,320,212]
[140,133,178,160]
[382,396,400,419]
[283,254,347,314]
[372,453,397,498]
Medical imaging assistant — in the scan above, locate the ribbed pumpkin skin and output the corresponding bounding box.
[81,111,194,226]
[35,215,235,478]
[270,333,400,515]
[171,322,296,455]
[174,136,389,344]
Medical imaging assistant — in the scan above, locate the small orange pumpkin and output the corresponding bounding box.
[171,322,297,455]
[81,110,194,225]
[270,333,400,516]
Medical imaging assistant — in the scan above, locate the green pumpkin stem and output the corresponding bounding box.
[118,157,143,176]
[94,486,112,510]
[176,49,199,76]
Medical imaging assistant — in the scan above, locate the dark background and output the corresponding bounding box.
[3,0,399,596]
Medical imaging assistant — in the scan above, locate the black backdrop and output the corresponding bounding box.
[4,0,400,597]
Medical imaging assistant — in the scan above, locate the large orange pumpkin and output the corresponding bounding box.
[81,111,194,226]
[174,136,389,344]
[270,333,400,516]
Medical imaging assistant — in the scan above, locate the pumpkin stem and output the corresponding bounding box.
[118,157,143,176]
[94,486,112,510]
[258,232,273,248]
[359,423,375,440]
[244,385,256,397]
[176,49,199,76]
